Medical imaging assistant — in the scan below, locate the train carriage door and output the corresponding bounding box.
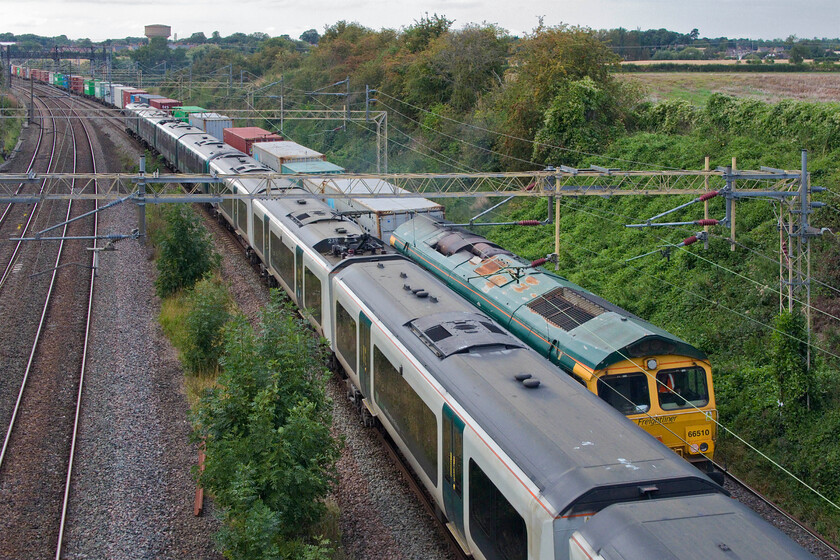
[295,246,304,304]
[443,404,465,537]
[359,312,372,397]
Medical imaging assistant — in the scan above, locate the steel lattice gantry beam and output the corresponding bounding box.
[8,46,108,62]
[0,168,803,204]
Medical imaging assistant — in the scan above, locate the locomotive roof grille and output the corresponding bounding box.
[526,286,607,331]
[409,312,523,358]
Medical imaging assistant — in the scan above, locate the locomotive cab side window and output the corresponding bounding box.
[304,266,322,325]
[596,373,650,415]
[468,459,526,560]
[373,346,437,484]
[657,366,709,410]
[335,302,357,374]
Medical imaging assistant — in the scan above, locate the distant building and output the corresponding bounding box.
[144,25,171,41]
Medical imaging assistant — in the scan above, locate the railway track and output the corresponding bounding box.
[0,80,100,559]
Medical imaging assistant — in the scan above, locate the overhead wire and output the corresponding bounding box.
[374,90,683,171]
[557,199,840,361]
[375,99,544,169]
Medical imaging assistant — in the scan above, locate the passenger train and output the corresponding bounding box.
[9,70,815,559]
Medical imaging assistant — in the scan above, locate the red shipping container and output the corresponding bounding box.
[149,98,183,111]
[122,89,146,107]
[223,127,283,156]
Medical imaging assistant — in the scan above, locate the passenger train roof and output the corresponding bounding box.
[393,216,708,370]
[335,259,720,516]
[212,150,392,268]
[574,494,814,559]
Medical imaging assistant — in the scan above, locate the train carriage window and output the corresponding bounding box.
[468,459,526,560]
[253,213,264,255]
[335,302,357,374]
[274,238,294,288]
[304,267,322,325]
[373,346,437,484]
[597,373,650,415]
[237,199,248,233]
[221,185,234,218]
[657,366,709,410]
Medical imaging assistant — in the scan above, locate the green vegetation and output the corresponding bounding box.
[0,94,23,164]
[154,204,219,297]
[192,292,340,559]
[156,26,840,537]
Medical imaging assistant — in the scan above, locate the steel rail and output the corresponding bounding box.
[55,93,99,559]
[0,93,81,472]
[0,91,58,290]
[0,83,46,229]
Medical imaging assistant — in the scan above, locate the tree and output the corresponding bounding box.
[186,31,207,44]
[789,43,809,64]
[488,23,625,165]
[689,28,700,41]
[402,13,453,53]
[155,204,219,297]
[299,29,320,45]
[532,76,623,166]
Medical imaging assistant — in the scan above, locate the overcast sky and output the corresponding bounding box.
[2,0,838,42]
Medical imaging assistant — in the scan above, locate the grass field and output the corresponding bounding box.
[619,72,840,104]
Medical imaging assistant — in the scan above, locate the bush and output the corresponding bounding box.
[155,204,219,297]
[182,276,231,375]
[193,291,340,559]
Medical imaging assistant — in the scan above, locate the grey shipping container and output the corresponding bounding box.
[189,113,233,142]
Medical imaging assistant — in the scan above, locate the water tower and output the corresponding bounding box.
[144,25,171,41]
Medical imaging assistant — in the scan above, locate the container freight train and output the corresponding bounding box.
[116,101,815,560]
[391,215,718,465]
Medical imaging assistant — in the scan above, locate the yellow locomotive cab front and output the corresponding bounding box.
[587,356,717,464]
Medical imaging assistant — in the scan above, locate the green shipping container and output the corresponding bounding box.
[84,80,95,96]
[171,106,206,122]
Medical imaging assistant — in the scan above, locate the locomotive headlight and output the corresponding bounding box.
[699,442,709,453]
[646,358,658,370]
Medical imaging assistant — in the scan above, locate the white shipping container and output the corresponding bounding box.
[106,83,122,105]
[303,177,445,240]
[112,85,133,109]
[252,141,325,170]
[189,112,233,142]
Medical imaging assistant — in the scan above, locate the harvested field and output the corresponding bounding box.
[619,72,840,104]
